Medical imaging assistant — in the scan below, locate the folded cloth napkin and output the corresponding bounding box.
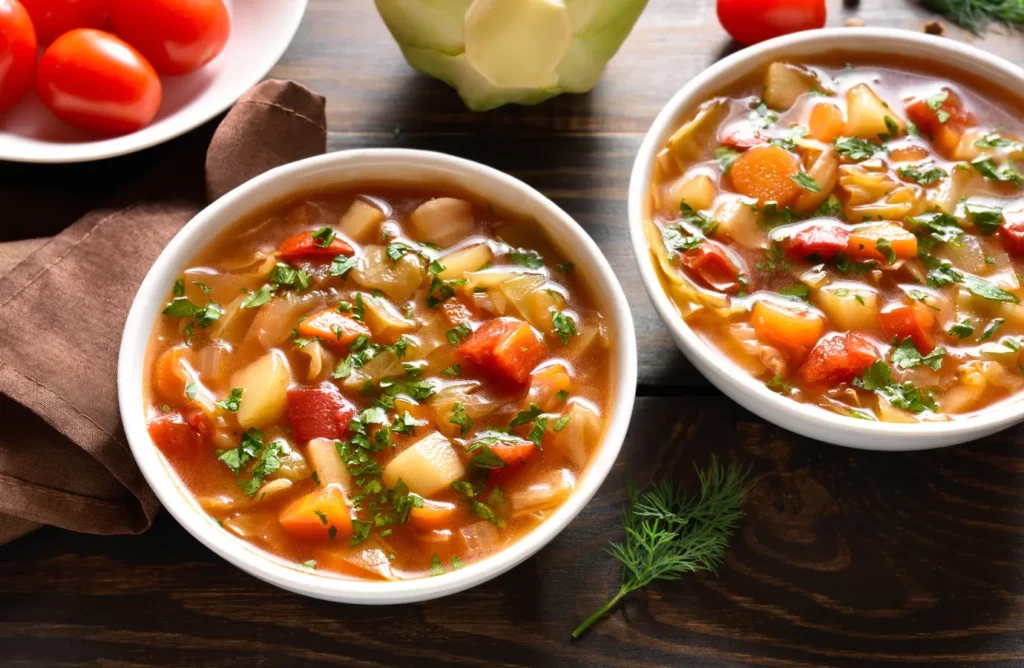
[0,80,327,545]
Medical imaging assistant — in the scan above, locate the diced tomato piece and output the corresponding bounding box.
[457,317,546,385]
[278,484,353,541]
[808,102,845,143]
[278,230,353,260]
[287,383,357,443]
[720,124,766,150]
[486,440,539,486]
[751,300,826,361]
[999,209,1024,255]
[879,303,935,354]
[799,332,878,385]
[784,223,850,261]
[680,244,743,293]
[297,309,370,348]
[905,89,975,157]
[148,412,207,458]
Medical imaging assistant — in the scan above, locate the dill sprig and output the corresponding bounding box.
[926,0,1024,33]
[571,457,751,639]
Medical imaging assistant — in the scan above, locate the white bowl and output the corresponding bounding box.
[0,0,307,163]
[119,149,637,603]
[628,28,1024,451]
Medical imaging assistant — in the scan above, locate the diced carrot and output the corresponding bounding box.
[784,222,850,261]
[808,103,845,142]
[440,299,473,327]
[751,300,826,360]
[409,499,459,531]
[297,309,371,348]
[680,244,743,293]
[905,88,975,158]
[278,230,353,260]
[148,412,207,458]
[720,123,766,150]
[728,145,802,206]
[847,223,917,263]
[287,383,357,443]
[152,345,189,404]
[800,332,878,385]
[486,440,540,487]
[880,303,935,354]
[457,317,546,385]
[278,484,353,542]
[889,146,930,163]
[999,209,1024,255]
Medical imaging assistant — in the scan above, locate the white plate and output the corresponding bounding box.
[0,0,307,164]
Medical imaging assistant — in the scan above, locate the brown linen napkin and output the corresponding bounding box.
[0,80,327,545]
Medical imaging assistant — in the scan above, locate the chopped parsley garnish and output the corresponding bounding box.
[853,361,938,413]
[813,194,845,219]
[192,281,212,295]
[430,553,446,576]
[240,284,276,309]
[875,238,896,265]
[714,146,741,174]
[980,318,1005,340]
[908,211,962,248]
[891,338,945,370]
[445,321,472,345]
[755,245,792,273]
[173,279,185,297]
[329,255,359,277]
[972,157,1023,186]
[425,261,465,308]
[878,115,901,141]
[961,274,1019,303]
[553,415,571,432]
[302,560,317,569]
[766,374,791,394]
[897,163,947,185]
[556,262,575,274]
[449,402,473,437]
[833,136,878,161]
[680,203,719,234]
[975,133,1022,150]
[510,403,543,428]
[555,389,569,402]
[311,226,337,248]
[749,101,779,128]
[552,311,580,344]
[162,297,222,327]
[215,387,243,412]
[965,204,1003,235]
[442,364,461,377]
[216,429,285,496]
[508,250,544,269]
[185,382,198,401]
[949,319,975,339]
[527,417,548,448]
[778,284,810,301]
[790,172,821,193]
[768,125,808,152]
[924,91,950,122]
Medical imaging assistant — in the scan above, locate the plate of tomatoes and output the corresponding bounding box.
[0,0,307,163]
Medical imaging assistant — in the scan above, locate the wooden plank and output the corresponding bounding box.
[2,396,1023,666]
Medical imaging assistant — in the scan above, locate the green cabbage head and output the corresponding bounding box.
[374,0,648,112]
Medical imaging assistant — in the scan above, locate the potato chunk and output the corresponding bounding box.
[845,83,903,140]
[338,199,385,242]
[306,437,350,488]
[382,432,466,496]
[231,350,292,428]
[764,62,830,111]
[410,198,476,246]
[438,243,493,280]
[815,285,879,331]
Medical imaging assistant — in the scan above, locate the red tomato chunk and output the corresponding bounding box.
[287,383,357,443]
[784,223,850,261]
[457,317,546,385]
[800,333,878,385]
[1000,210,1024,256]
[148,411,208,458]
[879,303,935,354]
[681,244,744,293]
[278,230,353,260]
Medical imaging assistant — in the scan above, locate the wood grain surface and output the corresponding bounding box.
[4,0,1024,666]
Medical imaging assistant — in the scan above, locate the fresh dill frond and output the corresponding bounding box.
[926,0,1024,33]
[571,457,751,639]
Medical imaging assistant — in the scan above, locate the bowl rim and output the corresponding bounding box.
[0,0,308,164]
[118,148,637,603]
[627,27,1024,451]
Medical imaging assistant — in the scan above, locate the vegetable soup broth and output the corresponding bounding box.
[648,55,1024,423]
[144,185,612,580]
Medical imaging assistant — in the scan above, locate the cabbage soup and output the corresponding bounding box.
[647,57,1024,423]
[145,185,612,580]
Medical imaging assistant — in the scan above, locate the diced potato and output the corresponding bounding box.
[438,243,493,280]
[549,399,601,468]
[307,437,350,487]
[338,199,385,242]
[363,294,415,342]
[352,245,426,302]
[410,198,476,246]
[663,173,716,215]
[713,197,766,249]
[815,285,879,331]
[845,83,903,140]
[382,432,466,497]
[231,350,292,428]
[764,62,831,110]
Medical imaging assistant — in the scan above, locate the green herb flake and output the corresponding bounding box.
[430,553,446,576]
[185,382,198,401]
[449,402,473,437]
[446,321,472,345]
[508,250,544,269]
[311,227,337,248]
[552,311,580,345]
[240,284,276,309]
[949,319,975,339]
[891,338,945,371]
[790,172,821,193]
[215,387,243,412]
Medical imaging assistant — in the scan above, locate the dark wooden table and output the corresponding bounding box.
[4,1,1024,666]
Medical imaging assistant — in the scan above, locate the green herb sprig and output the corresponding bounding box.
[572,458,751,639]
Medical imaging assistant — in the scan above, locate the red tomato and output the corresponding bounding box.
[37,29,162,135]
[108,0,230,75]
[717,0,826,46]
[784,222,850,261]
[18,0,106,44]
[680,244,743,293]
[0,0,36,112]
[879,303,935,355]
[1000,209,1024,255]
[800,333,877,385]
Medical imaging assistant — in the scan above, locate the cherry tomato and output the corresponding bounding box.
[717,0,826,46]
[107,0,230,76]
[18,0,106,44]
[0,0,36,112]
[37,29,162,135]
